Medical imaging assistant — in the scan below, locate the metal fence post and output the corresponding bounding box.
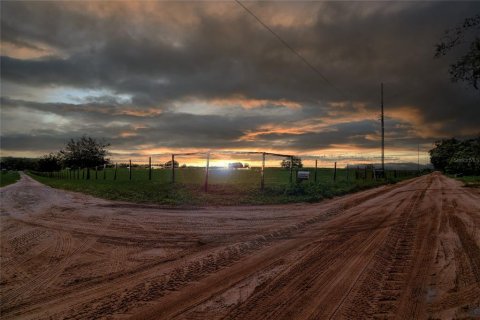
[333,162,337,181]
[149,157,152,180]
[129,160,132,180]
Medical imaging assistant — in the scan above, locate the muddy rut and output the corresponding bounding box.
[1,172,479,319]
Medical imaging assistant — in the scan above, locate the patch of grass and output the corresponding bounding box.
[28,168,418,206]
[0,171,20,187]
[453,175,480,188]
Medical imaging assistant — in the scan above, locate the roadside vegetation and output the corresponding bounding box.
[452,175,480,188]
[429,136,480,187]
[29,168,420,206]
[0,171,20,187]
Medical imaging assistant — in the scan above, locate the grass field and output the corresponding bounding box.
[0,171,20,188]
[30,167,419,206]
[452,175,480,188]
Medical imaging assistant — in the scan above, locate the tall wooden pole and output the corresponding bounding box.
[204,153,210,192]
[114,163,117,180]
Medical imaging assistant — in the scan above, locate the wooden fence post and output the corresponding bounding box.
[261,152,265,190]
[103,164,106,180]
[129,160,132,180]
[171,154,175,183]
[204,153,210,192]
[149,157,152,180]
[346,164,349,183]
[114,163,117,180]
[315,159,318,183]
[364,166,367,181]
[95,166,98,180]
[333,162,337,181]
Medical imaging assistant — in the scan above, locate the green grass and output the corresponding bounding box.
[0,171,20,187]
[29,167,419,206]
[453,175,480,188]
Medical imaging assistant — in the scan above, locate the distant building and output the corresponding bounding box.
[228,162,244,169]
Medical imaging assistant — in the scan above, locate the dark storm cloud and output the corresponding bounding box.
[1,1,479,156]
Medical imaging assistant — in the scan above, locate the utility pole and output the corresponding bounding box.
[381,83,385,173]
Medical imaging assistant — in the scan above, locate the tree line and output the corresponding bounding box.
[429,137,480,175]
[1,136,109,172]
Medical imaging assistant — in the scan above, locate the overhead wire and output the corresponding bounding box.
[234,0,351,101]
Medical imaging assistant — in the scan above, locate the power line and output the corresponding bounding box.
[234,0,349,100]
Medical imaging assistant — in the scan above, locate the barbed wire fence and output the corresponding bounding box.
[31,149,430,191]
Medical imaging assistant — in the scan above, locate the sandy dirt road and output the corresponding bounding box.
[1,172,479,319]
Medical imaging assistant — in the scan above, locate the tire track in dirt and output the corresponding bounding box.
[2,172,478,319]
[1,212,113,315]
[338,177,431,319]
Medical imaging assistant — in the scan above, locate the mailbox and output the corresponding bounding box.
[297,171,310,181]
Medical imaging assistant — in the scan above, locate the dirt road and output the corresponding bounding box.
[1,172,479,319]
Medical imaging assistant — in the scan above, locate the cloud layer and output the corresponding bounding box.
[1,1,479,161]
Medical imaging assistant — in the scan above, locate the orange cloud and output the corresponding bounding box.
[1,41,64,60]
[209,95,302,110]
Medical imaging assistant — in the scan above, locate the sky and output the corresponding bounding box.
[1,1,479,167]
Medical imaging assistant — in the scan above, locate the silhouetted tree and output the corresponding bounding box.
[435,14,480,89]
[0,157,38,171]
[60,136,110,169]
[429,137,480,175]
[37,153,62,172]
[281,157,303,169]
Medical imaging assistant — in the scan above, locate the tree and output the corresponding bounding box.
[60,136,110,169]
[429,137,480,175]
[435,14,480,89]
[37,153,62,172]
[281,157,303,169]
[0,157,38,171]
[164,160,179,169]
[429,138,459,172]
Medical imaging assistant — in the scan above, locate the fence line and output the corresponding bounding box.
[30,150,425,191]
